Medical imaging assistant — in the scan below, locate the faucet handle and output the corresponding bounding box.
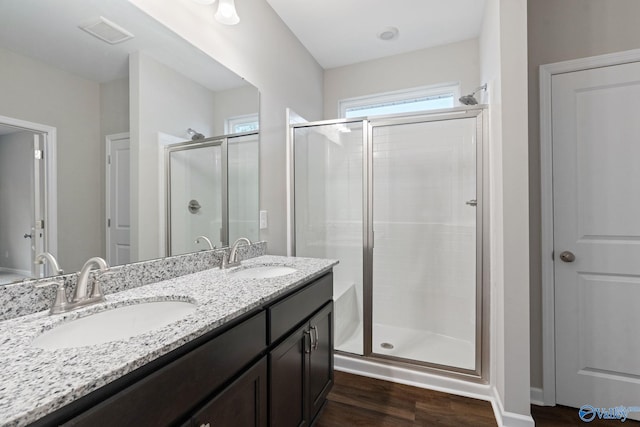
[35,280,69,314]
[91,269,113,300]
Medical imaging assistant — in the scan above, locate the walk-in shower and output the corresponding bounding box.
[290,107,486,378]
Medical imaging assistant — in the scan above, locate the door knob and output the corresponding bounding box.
[24,233,32,239]
[559,251,575,263]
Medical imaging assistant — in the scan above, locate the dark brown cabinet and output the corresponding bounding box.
[188,357,268,427]
[307,303,334,421]
[270,302,334,427]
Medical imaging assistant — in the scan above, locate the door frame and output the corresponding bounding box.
[105,132,130,265]
[539,47,640,406]
[0,115,58,275]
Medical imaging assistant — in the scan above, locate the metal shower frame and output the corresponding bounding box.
[288,106,490,382]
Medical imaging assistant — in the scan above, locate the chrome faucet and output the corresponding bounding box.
[195,235,215,250]
[34,252,64,275]
[222,237,251,269]
[73,257,109,303]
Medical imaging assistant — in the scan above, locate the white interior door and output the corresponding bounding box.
[106,134,130,265]
[553,60,640,417]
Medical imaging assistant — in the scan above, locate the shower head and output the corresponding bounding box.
[459,84,487,106]
[459,94,479,105]
[187,128,205,141]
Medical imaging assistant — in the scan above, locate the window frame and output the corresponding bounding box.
[338,83,461,119]
[225,113,260,134]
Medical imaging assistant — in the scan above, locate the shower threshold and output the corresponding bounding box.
[336,322,475,371]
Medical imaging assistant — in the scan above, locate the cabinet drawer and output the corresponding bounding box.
[268,272,332,344]
[63,311,267,427]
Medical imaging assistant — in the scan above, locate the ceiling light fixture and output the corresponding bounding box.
[377,26,399,41]
[215,0,240,25]
[191,0,240,25]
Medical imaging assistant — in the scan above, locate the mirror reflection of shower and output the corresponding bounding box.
[166,132,260,257]
[187,128,205,141]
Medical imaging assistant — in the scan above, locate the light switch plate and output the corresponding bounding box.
[259,210,268,229]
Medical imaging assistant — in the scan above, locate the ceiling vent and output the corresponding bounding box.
[79,17,134,45]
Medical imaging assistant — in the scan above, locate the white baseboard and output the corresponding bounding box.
[335,353,536,427]
[335,353,493,401]
[530,387,544,406]
[491,387,536,427]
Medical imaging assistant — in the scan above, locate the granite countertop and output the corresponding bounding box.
[0,255,338,427]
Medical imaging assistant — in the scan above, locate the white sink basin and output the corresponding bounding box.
[32,300,197,350]
[230,265,298,279]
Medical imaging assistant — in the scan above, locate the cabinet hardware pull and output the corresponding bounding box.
[310,325,319,351]
[304,330,312,354]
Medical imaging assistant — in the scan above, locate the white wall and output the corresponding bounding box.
[100,77,130,138]
[211,85,259,136]
[527,0,640,390]
[480,0,532,423]
[323,38,479,119]
[0,132,33,273]
[129,0,325,255]
[100,77,130,258]
[0,46,102,272]
[130,52,218,260]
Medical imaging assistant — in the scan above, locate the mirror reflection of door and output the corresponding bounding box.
[106,133,131,266]
[0,122,47,284]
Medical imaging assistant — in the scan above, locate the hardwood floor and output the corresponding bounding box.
[316,371,640,426]
[315,371,497,426]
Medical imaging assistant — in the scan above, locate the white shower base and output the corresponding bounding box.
[336,321,475,371]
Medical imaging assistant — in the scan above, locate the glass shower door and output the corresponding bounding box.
[293,121,365,355]
[167,141,225,255]
[370,117,478,370]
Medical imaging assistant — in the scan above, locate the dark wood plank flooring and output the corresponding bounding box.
[316,371,640,426]
[315,371,497,426]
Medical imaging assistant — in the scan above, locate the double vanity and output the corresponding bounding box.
[0,255,337,427]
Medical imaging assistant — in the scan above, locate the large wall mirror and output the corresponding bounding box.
[0,0,260,285]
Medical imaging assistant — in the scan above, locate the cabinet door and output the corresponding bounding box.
[269,323,309,427]
[308,302,334,422]
[190,357,267,427]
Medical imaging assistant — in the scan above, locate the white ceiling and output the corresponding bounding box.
[266,0,487,69]
[0,0,248,91]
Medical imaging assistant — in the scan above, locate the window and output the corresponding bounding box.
[339,84,460,118]
[225,114,259,134]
